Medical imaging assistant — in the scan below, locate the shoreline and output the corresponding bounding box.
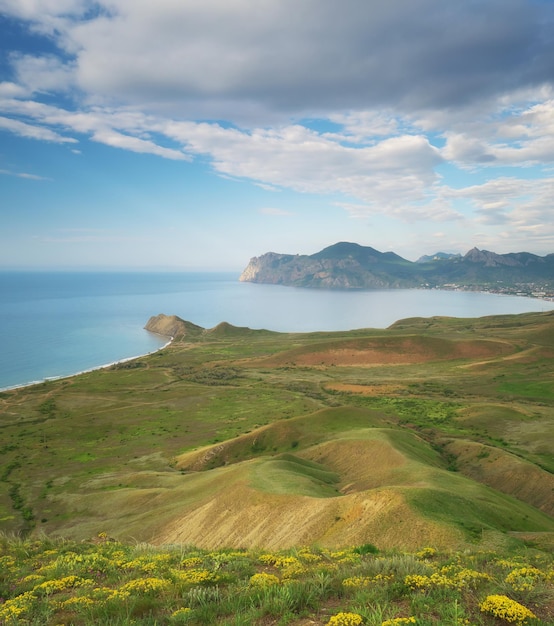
[0,336,173,394]
[1,286,553,394]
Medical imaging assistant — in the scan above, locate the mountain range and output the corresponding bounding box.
[239,242,554,290]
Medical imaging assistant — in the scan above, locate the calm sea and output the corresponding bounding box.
[1,271,552,390]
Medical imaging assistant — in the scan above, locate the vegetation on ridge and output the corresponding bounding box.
[1,310,554,621]
[1,311,554,550]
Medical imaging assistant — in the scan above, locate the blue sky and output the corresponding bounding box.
[1,1,554,270]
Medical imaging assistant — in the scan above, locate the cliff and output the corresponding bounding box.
[239,242,416,289]
[239,242,554,290]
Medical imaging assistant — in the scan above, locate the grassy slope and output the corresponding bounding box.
[0,311,553,551]
[2,535,553,626]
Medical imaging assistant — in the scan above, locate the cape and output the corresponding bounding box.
[239,242,554,291]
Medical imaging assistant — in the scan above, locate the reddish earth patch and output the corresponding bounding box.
[264,337,512,368]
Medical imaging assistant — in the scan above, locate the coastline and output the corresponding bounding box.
[2,277,553,394]
[0,336,173,394]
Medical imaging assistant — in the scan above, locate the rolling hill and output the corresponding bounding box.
[0,311,553,552]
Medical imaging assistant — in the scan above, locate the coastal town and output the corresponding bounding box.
[431,281,554,301]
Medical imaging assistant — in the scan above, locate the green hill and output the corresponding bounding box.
[1,311,554,553]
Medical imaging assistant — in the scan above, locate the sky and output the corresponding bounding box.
[1,0,554,270]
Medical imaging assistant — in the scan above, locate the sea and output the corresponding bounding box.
[1,270,553,391]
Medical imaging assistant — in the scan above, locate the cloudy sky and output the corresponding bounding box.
[1,0,554,270]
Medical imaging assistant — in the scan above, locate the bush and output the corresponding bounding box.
[479,594,537,624]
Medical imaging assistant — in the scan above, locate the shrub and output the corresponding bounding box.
[353,543,379,555]
[327,612,364,625]
[248,572,280,587]
[414,547,436,559]
[505,567,545,592]
[479,594,537,624]
[170,607,192,623]
[119,577,171,595]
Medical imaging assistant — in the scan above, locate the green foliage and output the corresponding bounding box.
[252,454,341,497]
[0,536,552,625]
[353,543,379,555]
[352,396,460,426]
[38,398,57,417]
[1,310,553,549]
[182,366,242,385]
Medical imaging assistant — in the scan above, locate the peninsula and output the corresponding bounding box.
[240,242,554,298]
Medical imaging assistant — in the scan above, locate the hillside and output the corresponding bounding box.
[0,311,553,553]
[239,241,554,292]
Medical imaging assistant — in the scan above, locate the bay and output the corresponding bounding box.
[1,270,553,391]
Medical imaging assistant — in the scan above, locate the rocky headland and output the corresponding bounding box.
[144,314,203,339]
[240,241,554,297]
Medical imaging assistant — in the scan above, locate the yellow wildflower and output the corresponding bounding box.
[327,612,363,625]
[170,607,192,622]
[343,573,395,588]
[0,591,36,622]
[479,595,536,624]
[415,547,436,559]
[505,566,545,592]
[33,575,93,595]
[171,568,218,586]
[180,556,203,568]
[57,596,95,610]
[248,572,280,587]
[119,577,171,595]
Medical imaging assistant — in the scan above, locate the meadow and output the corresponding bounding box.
[1,310,553,623]
[0,534,553,624]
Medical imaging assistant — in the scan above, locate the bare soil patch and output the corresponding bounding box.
[256,337,513,368]
[154,482,459,550]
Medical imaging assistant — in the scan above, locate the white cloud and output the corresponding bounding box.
[90,128,189,160]
[1,88,553,245]
[1,0,554,257]
[0,167,50,180]
[0,82,29,98]
[442,133,497,165]
[441,177,554,236]
[0,115,77,143]
[438,97,554,168]
[0,99,189,159]
[12,54,76,95]
[254,182,281,192]
[157,120,443,210]
[3,0,553,121]
[327,110,401,143]
[0,0,86,19]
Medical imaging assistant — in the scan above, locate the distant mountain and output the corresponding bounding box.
[239,242,554,291]
[416,252,461,263]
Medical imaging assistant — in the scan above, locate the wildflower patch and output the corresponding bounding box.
[479,594,537,624]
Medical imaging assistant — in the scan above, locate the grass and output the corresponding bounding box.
[0,310,553,552]
[0,533,553,625]
[250,454,341,497]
